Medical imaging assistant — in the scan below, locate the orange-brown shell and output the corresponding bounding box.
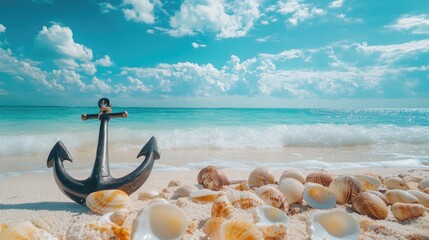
[306,171,333,187]
[197,166,229,191]
[328,175,361,204]
[391,203,426,221]
[221,220,264,240]
[365,190,389,205]
[352,192,388,220]
[211,193,234,219]
[384,177,410,190]
[203,217,226,239]
[86,190,130,215]
[385,190,419,204]
[248,167,275,188]
[256,185,288,212]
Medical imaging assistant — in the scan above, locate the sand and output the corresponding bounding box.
[1,167,429,239]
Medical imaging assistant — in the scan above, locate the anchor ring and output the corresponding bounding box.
[98,98,112,108]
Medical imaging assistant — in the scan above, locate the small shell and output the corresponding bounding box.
[351,192,388,220]
[418,179,429,190]
[256,185,288,211]
[385,190,419,204]
[211,193,234,219]
[384,177,410,190]
[99,208,130,226]
[407,190,429,207]
[253,205,289,238]
[197,166,229,191]
[303,184,336,209]
[31,216,54,231]
[391,203,427,221]
[279,170,306,184]
[189,189,219,203]
[203,217,225,240]
[306,210,360,240]
[226,188,265,209]
[220,220,264,240]
[86,189,130,215]
[306,171,333,187]
[168,180,182,187]
[0,221,55,240]
[328,175,361,204]
[353,174,382,189]
[248,167,275,188]
[66,221,129,240]
[232,182,251,191]
[138,190,159,201]
[365,190,389,205]
[171,185,198,200]
[424,188,429,194]
[279,178,304,204]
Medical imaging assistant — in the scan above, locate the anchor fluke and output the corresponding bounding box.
[137,136,160,160]
[47,141,73,168]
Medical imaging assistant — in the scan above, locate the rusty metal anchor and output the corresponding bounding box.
[47,98,160,205]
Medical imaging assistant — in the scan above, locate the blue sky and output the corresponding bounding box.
[0,0,428,107]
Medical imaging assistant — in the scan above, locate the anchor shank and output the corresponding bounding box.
[91,114,111,178]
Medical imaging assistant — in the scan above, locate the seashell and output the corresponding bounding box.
[253,205,289,239]
[365,190,389,205]
[66,220,129,240]
[0,221,56,240]
[407,190,429,207]
[418,179,429,190]
[186,220,198,234]
[303,184,336,209]
[220,220,264,240]
[149,198,169,205]
[256,185,288,211]
[423,187,429,194]
[197,166,229,191]
[229,178,248,185]
[385,190,419,204]
[306,171,333,187]
[248,167,275,188]
[226,188,265,209]
[351,192,388,220]
[231,182,250,191]
[203,217,225,240]
[171,184,198,200]
[279,178,304,204]
[132,202,188,240]
[279,170,306,184]
[175,198,188,208]
[353,174,382,190]
[158,192,170,199]
[306,210,360,240]
[384,177,410,190]
[99,208,130,226]
[189,189,219,203]
[168,180,182,187]
[211,193,234,219]
[86,189,130,215]
[391,203,427,221]
[31,216,54,231]
[138,190,159,201]
[328,175,361,204]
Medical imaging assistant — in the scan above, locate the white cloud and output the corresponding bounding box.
[99,2,117,13]
[255,36,271,42]
[192,42,206,48]
[329,0,344,8]
[89,76,112,93]
[386,14,429,34]
[0,24,6,33]
[277,0,326,26]
[356,40,429,61]
[122,0,157,24]
[127,76,150,92]
[146,29,155,34]
[95,55,113,67]
[168,0,260,38]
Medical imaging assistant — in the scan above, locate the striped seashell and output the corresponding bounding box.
[31,216,54,231]
[418,179,429,190]
[220,220,264,240]
[99,208,130,226]
[391,203,427,221]
[328,175,361,204]
[203,217,225,240]
[248,167,275,188]
[353,174,382,189]
[171,184,198,200]
[168,179,182,187]
[303,183,336,209]
[384,177,410,190]
[279,178,304,204]
[307,210,360,240]
[189,189,219,203]
[0,221,56,240]
[279,170,306,184]
[226,189,265,209]
[138,190,159,201]
[306,171,333,187]
[86,189,130,215]
[253,205,289,239]
[66,221,130,240]
[197,166,229,191]
[232,182,251,191]
[351,192,388,220]
[256,185,288,211]
[385,190,419,204]
[407,190,429,207]
[365,190,389,205]
[211,193,234,219]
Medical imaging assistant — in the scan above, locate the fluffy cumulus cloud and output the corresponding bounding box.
[0,24,5,33]
[386,14,429,34]
[329,0,344,8]
[95,55,114,67]
[122,0,157,24]
[277,0,326,26]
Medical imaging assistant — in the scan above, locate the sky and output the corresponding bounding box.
[0,0,428,107]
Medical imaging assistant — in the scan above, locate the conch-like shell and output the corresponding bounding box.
[66,221,129,240]
[384,177,410,190]
[171,184,198,200]
[86,189,130,215]
[0,221,56,240]
[365,190,389,205]
[328,175,361,204]
[306,171,333,187]
[197,166,229,190]
[138,190,159,201]
[248,167,275,188]
[351,192,388,220]
[279,178,304,204]
[131,202,188,240]
[220,220,264,240]
[279,170,306,184]
[306,210,360,240]
[391,203,427,221]
[385,190,419,204]
[211,193,234,219]
[407,190,429,207]
[203,217,225,240]
[418,179,429,190]
[253,205,289,239]
[226,188,265,209]
[303,183,336,209]
[256,185,288,211]
[189,189,219,203]
[99,208,130,226]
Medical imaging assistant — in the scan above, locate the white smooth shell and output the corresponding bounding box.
[307,210,360,240]
[253,205,289,238]
[279,170,306,184]
[304,184,336,209]
[279,178,304,204]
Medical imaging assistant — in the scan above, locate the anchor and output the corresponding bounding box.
[47,98,160,205]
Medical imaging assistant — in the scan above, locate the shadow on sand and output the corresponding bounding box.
[0,201,87,214]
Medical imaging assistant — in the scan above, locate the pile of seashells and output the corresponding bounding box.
[0,166,428,240]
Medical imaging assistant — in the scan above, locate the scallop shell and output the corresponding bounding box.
[138,190,159,201]
[132,202,188,240]
[279,178,304,204]
[0,221,56,240]
[31,216,54,231]
[203,217,225,240]
[171,184,198,200]
[220,220,264,240]
[407,190,429,207]
[365,190,389,205]
[197,166,229,191]
[253,205,289,238]
[328,175,361,204]
[418,179,429,190]
[384,177,410,190]
[232,182,251,191]
[86,189,130,215]
[211,193,234,219]
[303,184,336,209]
[256,185,288,211]
[189,189,219,203]
[391,203,427,221]
[351,192,388,220]
[226,188,265,209]
[385,190,419,204]
[306,210,360,240]
[99,208,130,226]
[306,171,333,187]
[248,167,275,188]
[279,170,306,184]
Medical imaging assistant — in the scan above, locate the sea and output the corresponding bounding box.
[0,107,428,179]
